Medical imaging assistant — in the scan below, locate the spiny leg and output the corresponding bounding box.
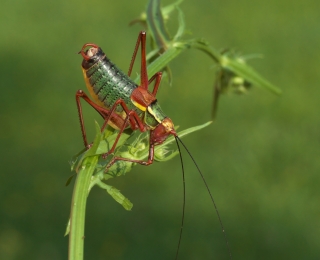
[76,90,125,148]
[106,142,155,171]
[76,90,157,168]
[127,32,163,96]
[99,99,146,158]
[127,31,148,89]
[102,102,159,168]
[76,90,149,162]
[148,72,163,96]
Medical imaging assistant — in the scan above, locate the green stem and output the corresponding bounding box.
[187,40,221,63]
[68,155,99,260]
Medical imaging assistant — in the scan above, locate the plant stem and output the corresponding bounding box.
[68,155,99,260]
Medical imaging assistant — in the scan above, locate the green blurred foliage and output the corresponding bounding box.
[0,0,319,259]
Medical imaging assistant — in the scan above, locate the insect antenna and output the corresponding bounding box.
[175,136,232,260]
[174,137,186,260]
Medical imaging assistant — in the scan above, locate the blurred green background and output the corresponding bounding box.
[1,0,319,259]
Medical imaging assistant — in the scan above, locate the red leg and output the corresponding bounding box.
[107,143,155,170]
[127,32,162,96]
[98,100,160,168]
[94,99,159,168]
[76,90,125,148]
[127,31,149,90]
[148,72,163,96]
[99,99,147,158]
[76,90,153,165]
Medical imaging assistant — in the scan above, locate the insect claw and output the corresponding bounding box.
[86,143,93,150]
[102,152,109,159]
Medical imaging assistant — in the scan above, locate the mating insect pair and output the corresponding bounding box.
[76,31,231,259]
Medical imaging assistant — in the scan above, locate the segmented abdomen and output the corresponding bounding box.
[85,57,140,114]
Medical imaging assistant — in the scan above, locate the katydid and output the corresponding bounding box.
[76,31,231,259]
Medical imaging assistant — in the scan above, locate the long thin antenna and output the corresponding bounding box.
[174,137,186,260]
[176,136,232,260]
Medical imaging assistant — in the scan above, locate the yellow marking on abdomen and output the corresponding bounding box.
[81,67,123,130]
[81,68,105,108]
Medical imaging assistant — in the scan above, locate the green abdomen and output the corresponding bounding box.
[85,57,141,115]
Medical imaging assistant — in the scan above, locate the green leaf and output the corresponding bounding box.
[162,0,184,17]
[96,180,133,210]
[155,150,179,162]
[105,159,134,178]
[135,45,185,84]
[147,0,171,49]
[65,173,76,186]
[106,186,133,211]
[139,121,212,160]
[173,121,213,142]
[220,55,282,95]
[173,6,185,41]
[64,219,70,237]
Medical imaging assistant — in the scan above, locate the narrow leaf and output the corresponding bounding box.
[173,6,185,41]
[106,186,133,211]
[221,56,282,95]
[96,180,133,210]
[147,0,171,49]
[135,45,185,83]
[162,0,184,16]
[139,121,212,159]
